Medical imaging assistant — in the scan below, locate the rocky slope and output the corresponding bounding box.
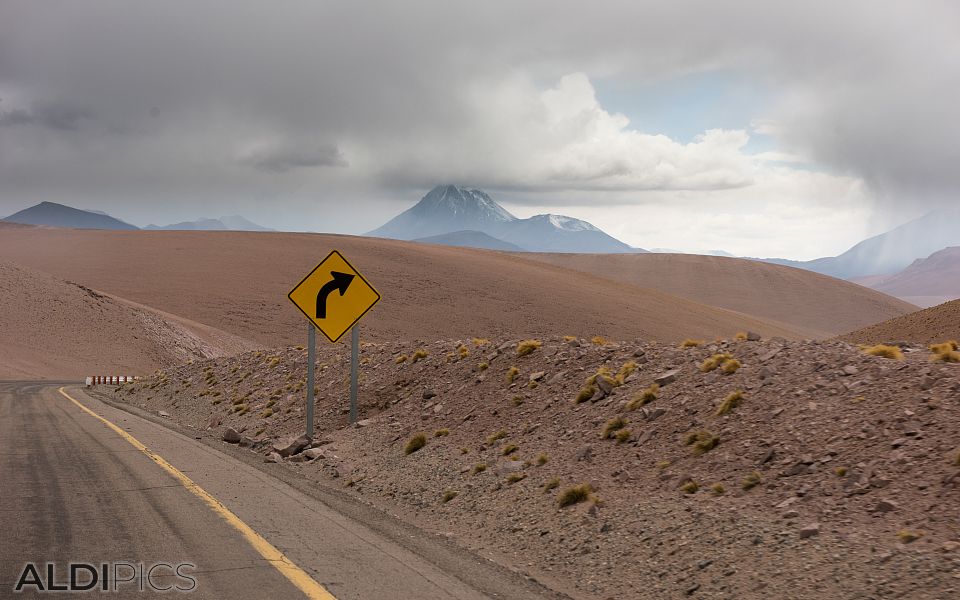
[104,335,960,599]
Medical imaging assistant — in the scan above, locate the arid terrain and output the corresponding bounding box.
[99,333,960,599]
[843,299,960,346]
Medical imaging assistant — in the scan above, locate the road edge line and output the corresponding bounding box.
[58,387,337,600]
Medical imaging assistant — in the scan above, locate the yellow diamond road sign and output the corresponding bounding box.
[288,250,381,343]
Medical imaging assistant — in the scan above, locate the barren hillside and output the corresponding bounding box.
[101,335,960,599]
[523,252,917,337]
[0,260,255,378]
[863,247,960,308]
[0,228,811,347]
[843,299,960,345]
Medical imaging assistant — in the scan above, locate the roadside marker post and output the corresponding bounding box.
[288,250,380,434]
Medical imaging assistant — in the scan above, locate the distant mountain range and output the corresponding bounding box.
[145,215,273,231]
[413,230,525,252]
[761,208,960,279]
[852,246,960,308]
[2,202,271,232]
[368,185,639,253]
[4,201,138,230]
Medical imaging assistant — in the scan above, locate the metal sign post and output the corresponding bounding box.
[349,326,359,423]
[306,324,316,438]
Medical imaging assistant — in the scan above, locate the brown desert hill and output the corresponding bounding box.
[842,298,960,345]
[0,228,812,349]
[0,260,255,379]
[856,246,960,308]
[522,251,917,337]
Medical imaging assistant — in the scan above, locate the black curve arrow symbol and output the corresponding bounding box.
[316,271,355,318]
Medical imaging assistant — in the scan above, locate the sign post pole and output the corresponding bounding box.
[306,324,316,438]
[350,325,359,424]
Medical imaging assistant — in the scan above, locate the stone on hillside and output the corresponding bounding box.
[422,389,437,399]
[273,434,311,457]
[529,371,546,382]
[595,375,614,396]
[303,447,326,460]
[799,523,820,539]
[746,331,762,341]
[265,452,283,463]
[221,427,241,443]
[547,371,567,385]
[842,365,859,376]
[873,499,899,513]
[654,369,679,387]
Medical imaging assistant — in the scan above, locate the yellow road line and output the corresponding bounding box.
[58,387,337,600]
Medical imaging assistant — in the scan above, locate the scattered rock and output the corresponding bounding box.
[654,369,679,386]
[273,434,311,458]
[303,447,326,460]
[422,389,437,400]
[842,365,859,376]
[529,371,546,382]
[221,427,241,444]
[355,418,373,428]
[799,523,820,539]
[873,499,899,513]
[265,452,283,463]
[158,410,170,418]
[746,331,762,341]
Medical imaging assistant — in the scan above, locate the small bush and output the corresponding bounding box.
[721,358,742,374]
[834,466,848,477]
[734,332,748,341]
[261,408,273,418]
[472,463,487,474]
[655,460,671,470]
[897,529,924,544]
[930,341,960,363]
[536,453,549,466]
[460,447,469,455]
[543,477,560,492]
[680,480,699,494]
[685,430,720,455]
[434,428,450,437]
[680,339,704,348]
[715,390,744,416]
[710,483,726,496]
[478,361,489,371]
[404,434,427,455]
[502,444,519,456]
[486,430,507,444]
[517,340,542,357]
[457,345,470,359]
[626,384,659,411]
[575,386,596,404]
[512,396,524,406]
[563,335,578,342]
[269,357,280,368]
[505,366,520,384]
[862,344,904,360]
[472,338,490,347]
[411,349,429,363]
[741,471,762,490]
[394,354,407,364]
[700,353,733,372]
[590,336,607,346]
[615,361,638,385]
[506,472,526,484]
[601,417,628,439]
[442,490,458,503]
[557,483,592,507]
[615,429,632,444]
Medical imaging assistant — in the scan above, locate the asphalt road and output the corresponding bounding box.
[0,382,547,599]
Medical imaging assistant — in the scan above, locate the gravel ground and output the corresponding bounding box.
[109,335,960,599]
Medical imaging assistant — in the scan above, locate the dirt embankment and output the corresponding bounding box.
[107,335,960,600]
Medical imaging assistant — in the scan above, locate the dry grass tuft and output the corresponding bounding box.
[442,490,458,503]
[404,434,427,455]
[563,335,578,342]
[472,338,490,347]
[506,472,527,484]
[590,336,608,346]
[614,361,638,385]
[472,463,487,474]
[897,529,924,544]
[411,349,429,363]
[680,339,705,348]
[457,345,470,359]
[685,430,720,455]
[261,408,273,418]
[543,477,560,492]
[478,361,489,371]
[434,428,450,437]
[575,385,596,404]
[601,417,628,439]
[930,340,960,363]
[721,358,742,374]
[505,366,520,384]
[615,429,632,444]
[501,444,519,456]
[700,353,733,372]
[536,453,549,466]
[557,483,592,507]
[734,332,748,341]
[834,466,848,477]
[680,480,699,494]
[486,430,507,444]
[626,383,659,411]
[741,471,762,490]
[715,390,744,416]
[512,395,524,406]
[861,344,904,360]
[710,483,726,496]
[516,339,542,357]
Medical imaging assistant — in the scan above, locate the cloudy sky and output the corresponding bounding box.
[1,1,957,259]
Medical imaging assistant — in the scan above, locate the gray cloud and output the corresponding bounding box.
[0,0,957,246]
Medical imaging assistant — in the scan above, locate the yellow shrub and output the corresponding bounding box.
[505,366,520,383]
[861,344,904,360]
[516,340,542,356]
[715,390,744,416]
